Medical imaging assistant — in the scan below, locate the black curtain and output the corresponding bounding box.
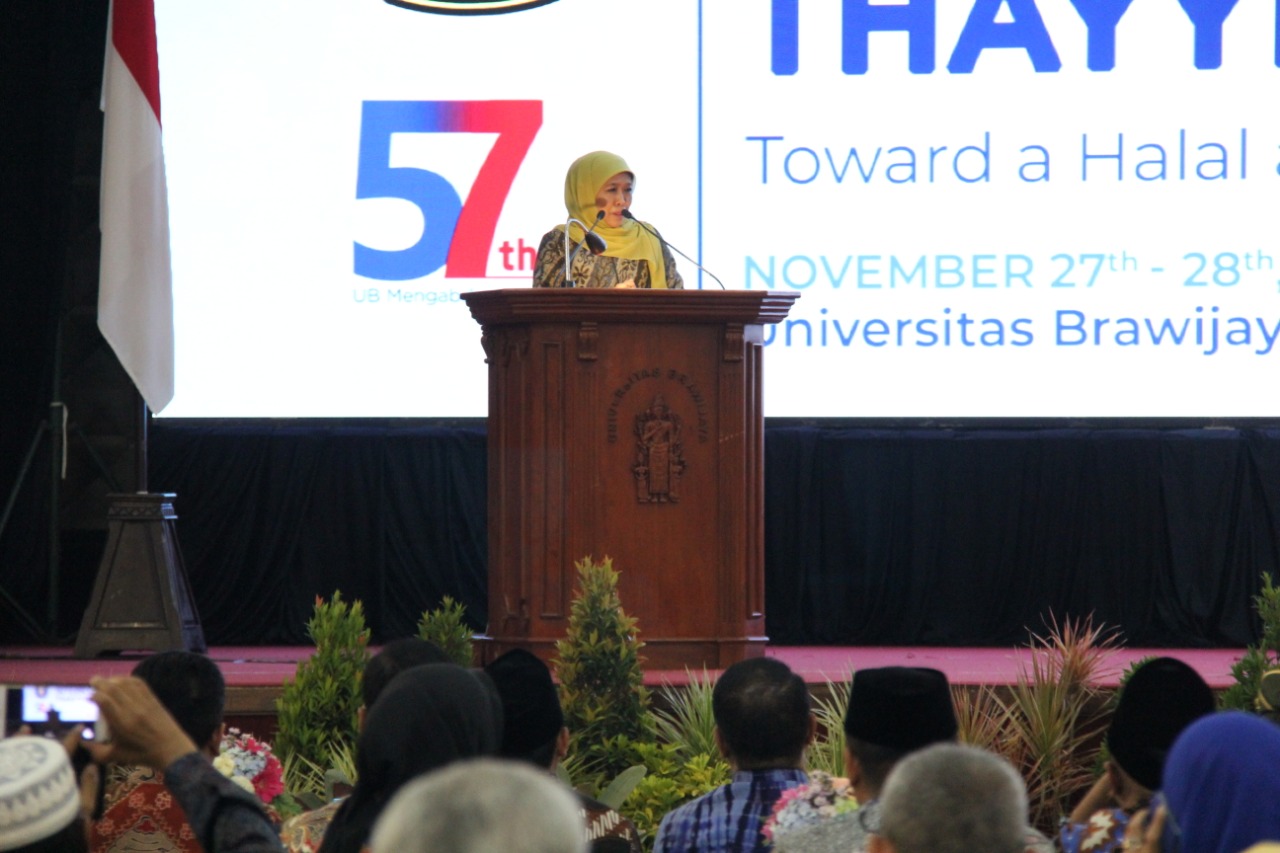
[764,428,1280,647]
[149,424,487,644]
[138,423,1280,648]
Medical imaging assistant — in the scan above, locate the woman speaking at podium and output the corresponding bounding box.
[532,150,684,289]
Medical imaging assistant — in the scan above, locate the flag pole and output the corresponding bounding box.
[78,0,203,656]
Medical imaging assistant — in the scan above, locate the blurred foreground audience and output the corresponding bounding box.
[1136,711,1280,853]
[87,676,283,853]
[1060,656,1214,853]
[840,666,961,852]
[653,658,814,852]
[21,648,1280,853]
[868,743,1029,853]
[0,735,90,853]
[370,759,585,853]
[280,639,448,853]
[90,651,229,853]
[485,649,642,852]
[314,663,502,853]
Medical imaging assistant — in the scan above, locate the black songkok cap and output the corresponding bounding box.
[484,648,565,758]
[1106,656,1215,791]
[843,666,958,750]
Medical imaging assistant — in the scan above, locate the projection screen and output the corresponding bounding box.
[153,0,1280,418]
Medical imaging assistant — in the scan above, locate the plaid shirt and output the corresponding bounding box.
[653,769,807,853]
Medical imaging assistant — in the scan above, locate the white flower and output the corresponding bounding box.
[231,774,256,794]
[213,754,236,777]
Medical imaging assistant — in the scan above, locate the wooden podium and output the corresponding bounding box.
[461,289,797,669]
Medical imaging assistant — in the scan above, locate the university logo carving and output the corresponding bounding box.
[633,396,685,504]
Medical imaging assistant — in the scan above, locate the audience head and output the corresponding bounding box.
[317,663,504,853]
[1105,656,1214,793]
[484,649,566,769]
[370,759,584,853]
[131,650,226,752]
[711,657,812,770]
[842,667,957,796]
[871,743,1027,853]
[0,737,86,853]
[361,638,450,710]
[1159,711,1280,853]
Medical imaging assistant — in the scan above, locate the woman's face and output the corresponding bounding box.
[594,171,633,228]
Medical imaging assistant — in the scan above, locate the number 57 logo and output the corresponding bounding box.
[354,100,542,281]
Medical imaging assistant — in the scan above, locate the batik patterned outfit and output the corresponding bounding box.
[580,794,643,853]
[91,754,281,853]
[1059,807,1130,853]
[279,800,341,853]
[532,229,683,289]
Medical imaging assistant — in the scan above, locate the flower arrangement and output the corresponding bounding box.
[762,772,859,850]
[215,728,287,806]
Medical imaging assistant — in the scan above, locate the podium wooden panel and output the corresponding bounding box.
[461,289,797,669]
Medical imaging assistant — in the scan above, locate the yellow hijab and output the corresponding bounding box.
[562,150,670,290]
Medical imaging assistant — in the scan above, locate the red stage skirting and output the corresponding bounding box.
[1,644,1246,739]
[1,644,1244,704]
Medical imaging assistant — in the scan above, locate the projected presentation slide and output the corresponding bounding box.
[154,0,1280,419]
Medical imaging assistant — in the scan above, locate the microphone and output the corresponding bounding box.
[563,211,606,287]
[622,210,726,290]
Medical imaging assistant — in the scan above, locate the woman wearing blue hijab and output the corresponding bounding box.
[1128,712,1280,853]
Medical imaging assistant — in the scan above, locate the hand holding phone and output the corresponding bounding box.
[87,677,198,772]
[59,725,106,821]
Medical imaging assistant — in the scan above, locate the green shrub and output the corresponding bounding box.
[555,556,655,780]
[653,669,720,759]
[624,751,730,849]
[275,592,370,796]
[416,595,474,668]
[1222,573,1280,711]
[807,674,852,778]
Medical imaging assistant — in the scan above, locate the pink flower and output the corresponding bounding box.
[253,756,286,803]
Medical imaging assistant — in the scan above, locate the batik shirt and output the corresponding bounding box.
[653,769,807,853]
[580,794,643,853]
[92,753,282,853]
[280,800,342,853]
[1059,807,1131,853]
[532,229,684,289]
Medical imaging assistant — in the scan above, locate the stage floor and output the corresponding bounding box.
[0,644,1244,714]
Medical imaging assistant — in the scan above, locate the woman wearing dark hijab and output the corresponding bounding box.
[316,663,504,853]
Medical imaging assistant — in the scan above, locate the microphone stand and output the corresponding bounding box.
[622,210,726,290]
[562,211,606,287]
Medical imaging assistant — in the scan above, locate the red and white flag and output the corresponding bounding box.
[98,0,174,413]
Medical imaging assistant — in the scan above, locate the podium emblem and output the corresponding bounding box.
[633,396,685,503]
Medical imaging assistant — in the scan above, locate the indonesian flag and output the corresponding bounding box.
[98,0,174,413]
